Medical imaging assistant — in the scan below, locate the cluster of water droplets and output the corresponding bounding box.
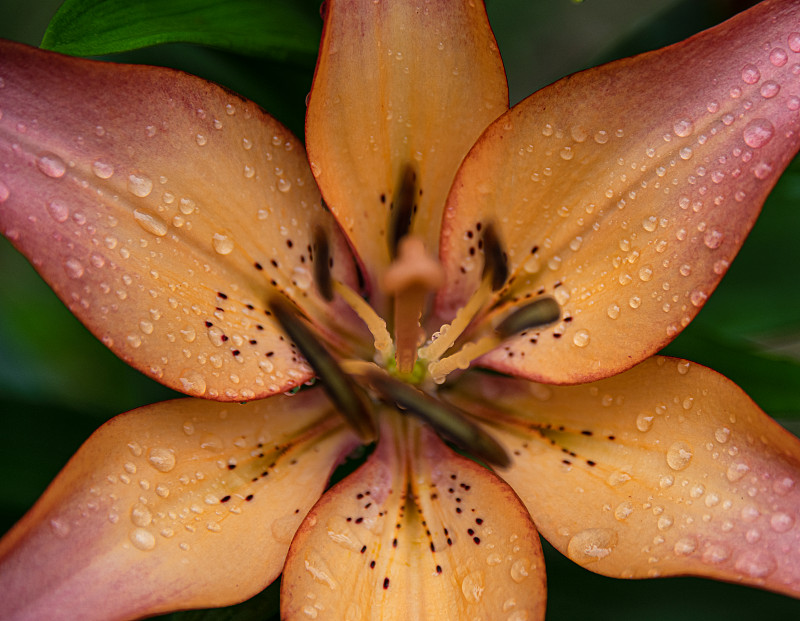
[512,358,800,588]
[468,28,800,369]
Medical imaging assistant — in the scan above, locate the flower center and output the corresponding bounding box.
[271,226,561,466]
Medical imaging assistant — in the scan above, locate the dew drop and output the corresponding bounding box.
[594,130,609,144]
[770,47,788,66]
[673,119,693,137]
[92,160,114,179]
[567,528,618,564]
[770,511,794,533]
[666,441,693,470]
[741,63,761,84]
[134,209,168,237]
[735,551,777,578]
[180,372,208,396]
[212,232,234,255]
[742,118,774,148]
[148,447,176,472]
[703,229,724,249]
[47,199,70,223]
[127,173,154,198]
[50,518,71,538]
[702,544,729,564]
[510,558,530,583]
[131,503,153,527]
[572,329,590,348]
[460,570,485,603]
[690,290,708,307]
[636,413,654,432]
[607,303,620,319]
[277,178,292,192]
[726,462,750,482]
[614,502,633,521]
[673,537,696,556]
[0,180,8,203]
[760,80,780,99]
[64,257,84,279]
[714,427,731,443]
[37,153,66,178]
[129,527,156,551]
[753,161,773,180]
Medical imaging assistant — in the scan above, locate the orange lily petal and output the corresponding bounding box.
[438,0,800,383]
[306,0,508,294]
[446,357,800,596]
[281,415,546,620]
[0,390,358,620]
[0,40,365,401]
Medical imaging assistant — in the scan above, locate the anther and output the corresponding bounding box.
[495,297,561,338]
[313,226,333,301]
[481,223,508,291]
[270,296,376,442]
[365,370,510,467]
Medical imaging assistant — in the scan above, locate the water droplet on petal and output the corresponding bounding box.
[0,180,8,203]
[148,447,176,472]
[666,441,693,470]
[129,527,156,550]
[673,537,696,556]
[212,232,234,255]
[567,528,618,564]
[636,413,654,432]
[461,570,485,603]
[128,173,154,197]
[64,258,84,279]
[735,551,777,578]
[770,511,794,533]
[673,119,693,137]
[769,47,788,67]
[760,80,780,98]
[704,229,724,249]
[37,153,66,178]
[180,372,207,396]
[741,63,761,84]
[92,160,114,179]
[47,199,70,223]
[134,209,167,237]
[742,118,774,148]
[277,178,292,192]
[572,329,590,347]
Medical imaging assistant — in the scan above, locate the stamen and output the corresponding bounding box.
[494,296,561,339]
[312,226,333,301]
[387,163,417,258]
[381,236,443,375]
[481,223,508,291]
[332,280,393,363]
[270,296,376,442]
[419,275,493,363]
[428,297,561,384]
[365,369,509,467]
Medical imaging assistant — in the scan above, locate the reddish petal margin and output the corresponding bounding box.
[438,0,800,384]
[0,41,365,401]
[306,0,508,293]
[281,415,546,620]
[447,357,800,597]
[0,390,358,621]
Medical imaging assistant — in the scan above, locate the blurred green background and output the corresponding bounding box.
[1,0,799,619]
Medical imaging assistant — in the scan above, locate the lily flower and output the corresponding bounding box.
[1,0,800,619]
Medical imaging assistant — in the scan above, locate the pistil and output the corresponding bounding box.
[381,236,444,375]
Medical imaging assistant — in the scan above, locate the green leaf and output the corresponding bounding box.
[40,0,321,62]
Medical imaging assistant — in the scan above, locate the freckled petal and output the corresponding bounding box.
[0,390,358,621]
[0,41,365,401]
[281,415,546,620]
[307,0,508,293]
[439,0,800,383]
[446,358,800,597]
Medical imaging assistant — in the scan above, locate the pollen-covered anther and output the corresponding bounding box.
[381,236,444,375]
